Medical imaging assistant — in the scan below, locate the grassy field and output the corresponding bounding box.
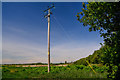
[2,64,109,79]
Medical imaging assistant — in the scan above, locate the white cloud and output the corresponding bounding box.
[2,39,101,64]
[2,41,47,64]
[50,41,101,63]
[8,27,27,35]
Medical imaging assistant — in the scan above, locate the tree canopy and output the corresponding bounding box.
[77,2,120,79]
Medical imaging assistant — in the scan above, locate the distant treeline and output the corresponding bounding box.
[3,62,46,65]
[2,62,71,65]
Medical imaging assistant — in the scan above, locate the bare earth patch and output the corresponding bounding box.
[15,64,68,67]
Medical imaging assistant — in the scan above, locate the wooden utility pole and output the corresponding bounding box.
[48,9,50,73]
[44,5,55,73]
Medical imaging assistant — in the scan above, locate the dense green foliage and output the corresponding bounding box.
[76,2,120,79]
[2,65,109,79]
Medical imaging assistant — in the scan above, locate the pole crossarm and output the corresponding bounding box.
[44,4,55,18]
[44,5,55,12]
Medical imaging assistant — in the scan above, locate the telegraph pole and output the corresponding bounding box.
[44,5,55,73]
[48,8,50,73]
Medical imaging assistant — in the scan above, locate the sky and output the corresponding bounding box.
[2,2,104,64]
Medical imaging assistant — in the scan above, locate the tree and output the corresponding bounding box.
[76,2,120,79]
[65,61,67,64]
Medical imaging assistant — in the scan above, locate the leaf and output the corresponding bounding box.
[80,12,83,15]
[82,2,85,8]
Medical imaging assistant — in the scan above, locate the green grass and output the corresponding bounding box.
[2,65,108,79]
